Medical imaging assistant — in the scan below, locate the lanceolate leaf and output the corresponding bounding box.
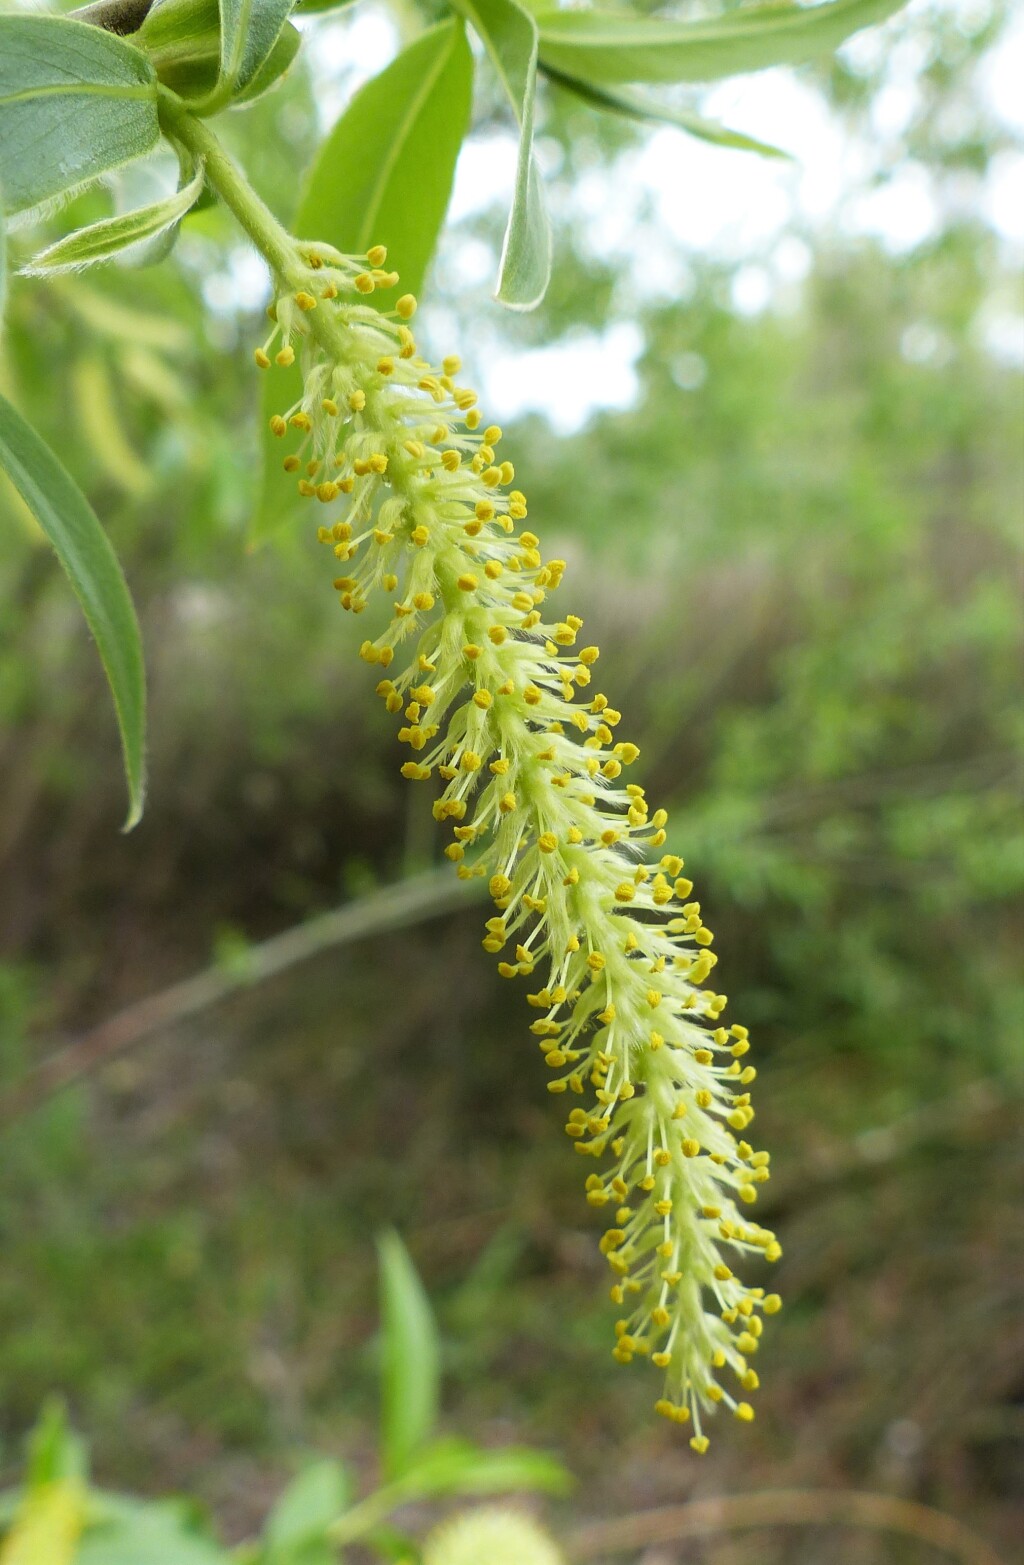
[255,19,472,538]
[545,68,791,158]
[534,0,910,87]
[293,19,472,285]
[378,1233,441,1481]
[22,160,206,275]
[0,395,146,829]
[452,0,552,310]
[218,0,297,96]
[0,16,160,218]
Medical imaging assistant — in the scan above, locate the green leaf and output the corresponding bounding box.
[0,1481,87,1565]
[544,68,791,158]
[378,1232,440,1481]
[393,1437,571,1500]
[232,22,301,104]
[264,1460,351,1553]
[254,19,472,539]
[0,16,159,218]
[74,1501,229,1565]
[0,394,146,829]
[296,0,361,12]
[294,18,472,295]
[22,159,205,275]
[25,1402,87,1490]
[451,0,552,310]
[218,0,298,97]
[534,0,910,86]
[137,0,222,99]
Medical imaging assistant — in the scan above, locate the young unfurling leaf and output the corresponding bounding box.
[22,161,206,275]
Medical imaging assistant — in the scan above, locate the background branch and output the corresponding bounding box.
[567,1490,1006,1565]
[0,868,484,1130]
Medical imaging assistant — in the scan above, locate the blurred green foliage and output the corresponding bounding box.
[0,0,1021,1558]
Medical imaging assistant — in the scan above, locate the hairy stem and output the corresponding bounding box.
[157,94,355,371]
[157,92,302,281]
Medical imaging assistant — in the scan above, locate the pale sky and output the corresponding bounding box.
[302,0,1024,432]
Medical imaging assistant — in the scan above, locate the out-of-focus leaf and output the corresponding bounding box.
[533,0,909,86]
[0,16,160,217]
[0,1482,86,1565]
[70,358,154,497]
[22,161,205,275]
[254,19,472,539]
[119,344,190,410]
[378,1232,440,1481]
[25,1403,87,1491]
[263,1460,351,1554]
[395,1437,571,1499]
[452,0,552,309]
[360,1524,417,1561]
[0,395,146,828]
[74,1500,228,1565]
[62,283,191,351]
[218,0,297,97]
[545,68,791,158]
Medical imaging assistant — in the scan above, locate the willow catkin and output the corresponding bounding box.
[258,243,781,1446]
